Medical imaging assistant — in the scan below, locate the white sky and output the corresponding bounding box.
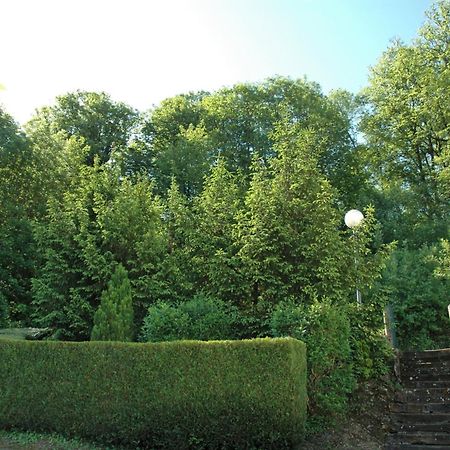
[2,0,243,122]
[0,0,431,124]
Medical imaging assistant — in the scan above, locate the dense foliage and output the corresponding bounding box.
[380,247,449,349]
[0,109,34,323]
[0,294,7,328]
[271,301,354,429]
[141,295,240,342]
[0,0,449,435]
[91,264,134,342]
[0,338,307,449]
[8,77,391,345]
[359,0,450,349]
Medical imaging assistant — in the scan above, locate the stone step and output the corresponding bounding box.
[400,371,450,385]
[388,349,450,449]
[401,353,450,363]
[400,361,450,374]
[391,412,450,433]
[386,445,450,450]
[395,387,450,403]
[392,413,450,425]
[401,360,450,370]
[391,420,450,433]
[391,402,450,414]
[402,349,450,361]
[386,431,450,446]
[401,362,450,376]
[402,380,450,389]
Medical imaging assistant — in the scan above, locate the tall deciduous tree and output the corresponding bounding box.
[0,108,35,322]
[143,93,208,194]
[145,77,363,206]
[360,1,450,349]
[361,1,450,245]
[153,124,212,197]
[26,91,140,165]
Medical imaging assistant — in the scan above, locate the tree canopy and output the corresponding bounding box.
[0,1,448,352]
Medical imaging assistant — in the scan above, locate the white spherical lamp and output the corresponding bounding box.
[345,209,364,229]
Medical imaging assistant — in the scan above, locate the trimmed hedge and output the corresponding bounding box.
[0,337,306,449]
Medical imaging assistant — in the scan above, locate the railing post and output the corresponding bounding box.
[383,303,398,349]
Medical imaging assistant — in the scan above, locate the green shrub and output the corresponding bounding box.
[91,263,134,342]
[271,301,355,429]
[0,293,8,328]
[141,295,239,342]
[0,337,307,449]
[140,301,191,342]
[346,301,393,381]
[383,247,450,350]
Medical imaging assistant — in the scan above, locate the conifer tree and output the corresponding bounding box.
[238,128,348,306]
[156,179,196,302]
[91,263,134,341]
[32,158,165,339]
[190,159,247,304]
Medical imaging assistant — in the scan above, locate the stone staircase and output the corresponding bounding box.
[386,348,450,449]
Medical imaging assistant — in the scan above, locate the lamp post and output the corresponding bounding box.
[345,209,364,305]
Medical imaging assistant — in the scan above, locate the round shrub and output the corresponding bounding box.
[141,302,190,342]
[141,295,239,342]
[180,294,238,340]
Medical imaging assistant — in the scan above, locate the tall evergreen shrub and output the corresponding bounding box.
[91,264,134,341]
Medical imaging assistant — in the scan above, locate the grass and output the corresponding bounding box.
[0,430,120,450]
[0,328,52,341]
[0,329,28,340]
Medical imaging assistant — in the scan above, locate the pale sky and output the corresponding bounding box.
[1,0,433,124]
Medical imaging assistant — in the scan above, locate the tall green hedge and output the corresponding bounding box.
[0,337,306,449]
